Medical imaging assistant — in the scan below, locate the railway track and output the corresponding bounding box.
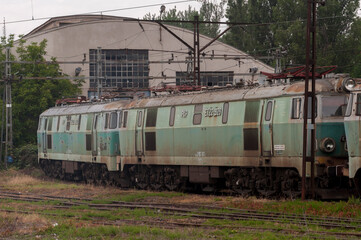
[1,189,361,234]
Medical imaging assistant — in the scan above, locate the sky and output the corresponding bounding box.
[1,1,360,39]
[0,0,203,38]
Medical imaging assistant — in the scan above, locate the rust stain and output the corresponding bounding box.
[104,100,129,109]
[285,80,332,93]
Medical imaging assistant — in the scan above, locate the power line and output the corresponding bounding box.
[3,0,197,25]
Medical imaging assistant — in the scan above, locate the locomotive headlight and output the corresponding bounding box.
[343,78,356,91]
[319,138,336,153]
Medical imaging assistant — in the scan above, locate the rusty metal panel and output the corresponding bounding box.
[85,134,92,151]
[47,134,52,149]
[210,166,222,178]
[145,132,156,151]
[244,128,259,151]
[161,94,195,106]
[189,166,210,183]
[62,161,76,174]
[180,166,188,177]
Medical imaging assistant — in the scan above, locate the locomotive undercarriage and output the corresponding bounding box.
[39,159,358,199]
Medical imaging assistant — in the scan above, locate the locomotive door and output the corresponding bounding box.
[91,114,99,158]
[42,118,48,153]
[261,100,275,157]
[135,110,144,157]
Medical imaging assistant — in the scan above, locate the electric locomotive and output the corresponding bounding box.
[38,76,353,198]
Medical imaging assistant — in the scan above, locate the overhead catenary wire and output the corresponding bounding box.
[2,0,198,25]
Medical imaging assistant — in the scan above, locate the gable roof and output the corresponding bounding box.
[25,14,124,37]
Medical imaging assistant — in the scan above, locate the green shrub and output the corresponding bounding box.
[12,144,38,169]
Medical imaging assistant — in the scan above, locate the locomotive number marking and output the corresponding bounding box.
[204,107,222,117]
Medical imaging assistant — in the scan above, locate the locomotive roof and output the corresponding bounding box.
[40,99,131,117]
[40,77,343,117]
[127,77,341,108]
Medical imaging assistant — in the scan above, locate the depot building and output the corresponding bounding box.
[16,15,273,98]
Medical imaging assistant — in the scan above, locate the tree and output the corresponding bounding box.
[223,0,361,72]
[144,0,226,38]
[1,38,81,146]
[224,0,277,61]
[348,18,361,77]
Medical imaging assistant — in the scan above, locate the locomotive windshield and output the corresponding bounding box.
[321,95,348,118]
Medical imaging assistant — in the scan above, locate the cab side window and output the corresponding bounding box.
[193,105,203,125]
[291,98,301,119]
[356,94,361,116]
[109,112,117,129]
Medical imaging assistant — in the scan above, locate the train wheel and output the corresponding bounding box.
[280,169,301,199]
[100,165,112,186]
[132,165,150,190]
[83,164,96,185]
[54,161,64,180]
[150,167,164,190]
[164,167,180,191]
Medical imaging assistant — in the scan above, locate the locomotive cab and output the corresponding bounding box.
[343,78,361,191]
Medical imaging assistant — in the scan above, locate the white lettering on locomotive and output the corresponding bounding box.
[204,107,222,117]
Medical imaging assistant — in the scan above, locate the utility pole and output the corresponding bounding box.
[302,0,321,200]
[193,15,201,86]
[96,47,103,99]
[274,48,282,74]
[3,47,12,169]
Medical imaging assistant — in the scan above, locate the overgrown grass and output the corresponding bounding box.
[260,199,361,218]
[92,191,184,203]
[40,223,202,240]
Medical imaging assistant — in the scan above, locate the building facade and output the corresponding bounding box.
[17,15,274,98]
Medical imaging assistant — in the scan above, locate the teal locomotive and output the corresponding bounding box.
[38,76,353,198]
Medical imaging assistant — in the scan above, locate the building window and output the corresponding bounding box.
[89,49,149,90]
[176,71,233,86]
